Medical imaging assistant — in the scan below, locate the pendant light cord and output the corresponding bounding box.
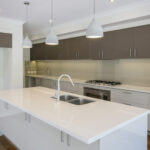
[50,0,53,26]
[93,0,95,18]
[26,3,29,23]
[24,1,30,36]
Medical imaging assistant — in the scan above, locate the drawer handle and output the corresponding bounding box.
[61,131,64,143]
[67,134,71,146]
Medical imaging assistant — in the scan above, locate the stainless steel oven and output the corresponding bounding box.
[84,87,110,101]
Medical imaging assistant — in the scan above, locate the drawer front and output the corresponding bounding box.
[111,89,150,109]
[111,89,134,105]
[131,92,150,109]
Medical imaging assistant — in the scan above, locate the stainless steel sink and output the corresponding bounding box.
[52,94,95,105]
[69,98,94,105]
[59,95,78,101]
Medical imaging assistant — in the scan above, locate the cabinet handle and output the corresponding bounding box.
[61,131,64,143]
[134,49,137,57]
[98,51,101,59]
[25,113,28,121]
[76,52,78,59]
[67,134,71,146]
[28,114,31,123]
[25,113,31,123]
[78,51,79,58]
[130,49,132,57]
[101,51,104,59]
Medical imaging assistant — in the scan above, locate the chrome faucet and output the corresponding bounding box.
[57,74,75,103]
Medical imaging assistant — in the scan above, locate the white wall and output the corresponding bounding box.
[0,18,24,89]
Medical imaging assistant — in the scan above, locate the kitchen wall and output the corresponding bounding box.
[26,59,150,87]
[0,18,23,89]
[0,48,11,89]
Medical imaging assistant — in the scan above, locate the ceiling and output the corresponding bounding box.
[0,0,150,38]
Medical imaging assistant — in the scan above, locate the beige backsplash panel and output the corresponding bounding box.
[25,59,150,87]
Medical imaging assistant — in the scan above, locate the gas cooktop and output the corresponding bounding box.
[85,80,121,86]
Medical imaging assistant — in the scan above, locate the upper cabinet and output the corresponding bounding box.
[100,31,117,60]
[114,28,134,59]
[57,39,69,60]
[134,25,150,58]
[89,38,102,60]
[0,33,12,48]
[67,37,90,60]
[30,24,150,60]
[31,43,47,60]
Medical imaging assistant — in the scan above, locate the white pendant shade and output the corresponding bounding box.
[22,35,32,48]
[45,27,59,45]
[86,18,104,38]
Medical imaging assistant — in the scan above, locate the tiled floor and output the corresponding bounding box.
[0,135,150,150]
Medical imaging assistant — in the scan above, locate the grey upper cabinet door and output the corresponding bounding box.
[31,43,47,60]
[0,33,12,48]
[134,25,150,58]
[68,38,79,60]
[76,37,90,59]
[89,38,102,60]
[67,36,91,60]
[101,31,117,60]
[114,28,134,59]
[45,44,58,60]
[57,39,70,60]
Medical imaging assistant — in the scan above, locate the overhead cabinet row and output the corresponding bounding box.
[0,33,12,48]
[31,24,150,60]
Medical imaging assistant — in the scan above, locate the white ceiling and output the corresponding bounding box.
[0,0,150,38]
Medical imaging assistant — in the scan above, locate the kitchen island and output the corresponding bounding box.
[0,87,149,150]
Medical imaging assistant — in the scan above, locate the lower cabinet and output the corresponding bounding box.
[0,100,98,150]
[111,89,150,130]
[34,78,83,95]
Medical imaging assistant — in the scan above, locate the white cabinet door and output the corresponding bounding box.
[111,89,134,106]
[111,89,150,109]
[0,100,29,149]
[25,115,67,150]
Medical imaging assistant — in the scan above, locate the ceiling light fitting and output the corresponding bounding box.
[86,0,104,39]
[45,0,59,45]
[22,1,32,49]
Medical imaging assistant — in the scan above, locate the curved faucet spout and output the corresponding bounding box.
[57,74,75,103]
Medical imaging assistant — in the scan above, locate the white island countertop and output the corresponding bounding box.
[0,87,149,144]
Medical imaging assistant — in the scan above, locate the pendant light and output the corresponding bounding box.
[22,1,32,48]
[86,0,104,38]
[45,0,59,45]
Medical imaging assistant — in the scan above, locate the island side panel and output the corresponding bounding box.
[0,100,100,150]
[100,115,147,150]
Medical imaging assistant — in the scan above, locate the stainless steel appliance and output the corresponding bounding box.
[84,80,121,101]
[84,87,111,101]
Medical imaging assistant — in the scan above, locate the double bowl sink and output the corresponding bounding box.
[53,95,95,105]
